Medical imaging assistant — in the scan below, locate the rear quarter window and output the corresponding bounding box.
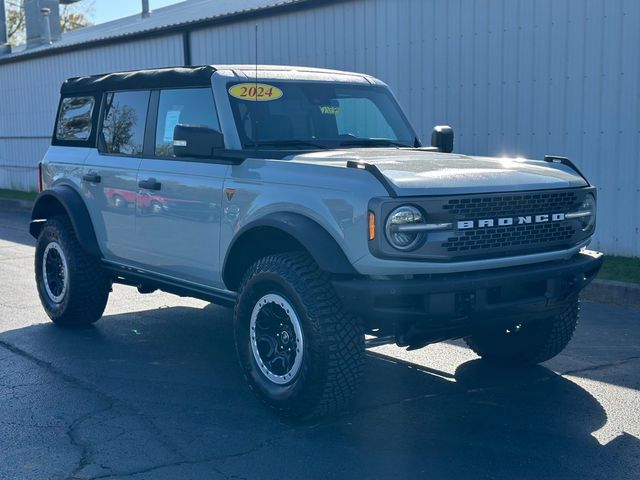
[55,96,95,142]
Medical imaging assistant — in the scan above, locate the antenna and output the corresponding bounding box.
[255,23,259,91]
[254,23,259,149]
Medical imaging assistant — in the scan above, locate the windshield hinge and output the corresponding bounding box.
[543,155,591,186]
[346,160,397,197]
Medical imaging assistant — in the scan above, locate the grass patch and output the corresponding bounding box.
[0,188,38,202]
[599,256,640,284]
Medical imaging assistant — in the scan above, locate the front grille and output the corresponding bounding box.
[443,222,575,253]
[443,191,579,217]
[440,190,584,258]
[368,187,594,262]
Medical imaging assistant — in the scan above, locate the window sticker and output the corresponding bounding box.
[163,110,181,142]
[319,105,340,115]
[228,83,283,101]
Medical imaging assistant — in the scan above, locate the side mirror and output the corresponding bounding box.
[431,125,454,153]
[173,124,224,158]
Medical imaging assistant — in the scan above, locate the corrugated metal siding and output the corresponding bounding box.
[0,0,300,60]
[190,0,640,256]
[0,35,184,190]
[1,0,638,256]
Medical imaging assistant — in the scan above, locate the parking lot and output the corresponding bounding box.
[0,207,638,480]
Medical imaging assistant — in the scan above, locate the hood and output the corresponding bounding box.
[290,148,588,196]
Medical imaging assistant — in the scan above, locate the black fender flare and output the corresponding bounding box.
[30,185,102,258]
[222,212,357,290]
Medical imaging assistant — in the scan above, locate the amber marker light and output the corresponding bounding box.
[368,211,376,240]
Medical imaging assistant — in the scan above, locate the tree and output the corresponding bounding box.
[4,0,95,46]
[5,1,24,44]
[60,1,94,32]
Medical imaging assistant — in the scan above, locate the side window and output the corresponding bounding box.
[56,96,95,141]
[155,88,220,157]
[100,90,150,156]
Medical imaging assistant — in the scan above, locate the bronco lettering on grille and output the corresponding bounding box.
[457,213,566,230]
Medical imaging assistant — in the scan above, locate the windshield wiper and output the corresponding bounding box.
[245,139,330,150]
[338,138,412,148]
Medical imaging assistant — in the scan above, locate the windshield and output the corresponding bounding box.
[227,81,417,149]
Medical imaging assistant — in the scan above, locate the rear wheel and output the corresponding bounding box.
[234,252,364,419]
[35,216,111,327]
[464,299,580,365]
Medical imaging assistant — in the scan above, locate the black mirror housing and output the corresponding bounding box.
[431,125,454,153]
[173,124,225,158]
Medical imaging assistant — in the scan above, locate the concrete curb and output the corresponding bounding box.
[0,197,33,211]
[583,279,640,308]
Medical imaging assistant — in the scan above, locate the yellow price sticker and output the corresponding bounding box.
[228,83,283,101]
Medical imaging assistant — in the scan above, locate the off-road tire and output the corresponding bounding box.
[464,299,580,366]
[234,252,364,420]
[35,216,110,327]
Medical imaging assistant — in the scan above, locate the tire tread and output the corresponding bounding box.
[234,252,364,419]
[35,216,110,327]
[464,299,580,365]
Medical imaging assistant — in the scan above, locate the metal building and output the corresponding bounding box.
[0,0,638,256]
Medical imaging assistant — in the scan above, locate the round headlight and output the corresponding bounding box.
[385,205,425,251]
[578,193,596,231]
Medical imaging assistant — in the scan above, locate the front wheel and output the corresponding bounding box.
[464,299,580,366]
[234,252,364,419]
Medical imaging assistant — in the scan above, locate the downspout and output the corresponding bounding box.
[182,30,192,66]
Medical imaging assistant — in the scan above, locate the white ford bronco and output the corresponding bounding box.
[31,65,602,418]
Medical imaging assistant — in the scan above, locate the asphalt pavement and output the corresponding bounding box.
[0,207,638,480]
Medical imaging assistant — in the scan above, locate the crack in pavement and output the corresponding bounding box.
[0,339,115,399]
[0,300,38,310]
[0,420,65,428]
[87,369,572,478]
[85,458,228,479]
[82,428,297,480]
[68,405,116,480]
[0,338,300,480]
[0,339,198,479]
[560,355,640,377]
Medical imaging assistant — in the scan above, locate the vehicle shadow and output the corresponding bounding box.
[547,301,640,392]
[0,303,638,479]
[0,209,34,247]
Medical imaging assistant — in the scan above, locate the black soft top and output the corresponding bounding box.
[60,65,216,95]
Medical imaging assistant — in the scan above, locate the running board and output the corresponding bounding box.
[103,262,237,308]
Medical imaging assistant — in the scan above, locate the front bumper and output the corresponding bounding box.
[332,249,603,341]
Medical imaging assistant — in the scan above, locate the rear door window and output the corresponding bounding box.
[56,96,95,141]
[154,88,220,157]
[100,90,150,156]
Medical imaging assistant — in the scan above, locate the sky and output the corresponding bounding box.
[93,0,185,25]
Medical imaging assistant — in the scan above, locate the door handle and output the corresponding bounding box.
[138,178,162,191]
[82,173,101,183]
